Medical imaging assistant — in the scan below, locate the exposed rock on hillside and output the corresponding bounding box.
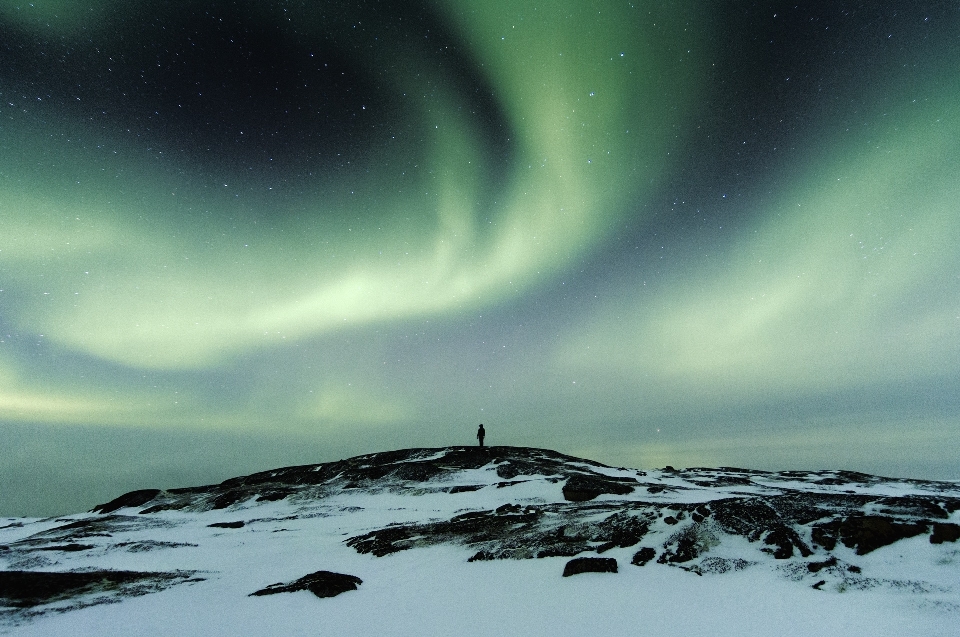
[250,571,362,598]
[0,570,200,611]
[563,557,618,577]
[3,446,958,628]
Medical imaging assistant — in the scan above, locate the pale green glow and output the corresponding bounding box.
[298,386,416,428]
[557,78,960,407]
[0,358,164,426]
[0,0,704,372]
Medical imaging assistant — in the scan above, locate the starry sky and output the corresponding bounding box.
[2,1,959,516]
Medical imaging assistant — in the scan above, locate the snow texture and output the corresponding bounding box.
[1,446,958,635]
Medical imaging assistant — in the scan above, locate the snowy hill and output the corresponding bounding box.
[1,446,958,636]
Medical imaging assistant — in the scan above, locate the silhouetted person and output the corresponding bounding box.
[477,424,485,448]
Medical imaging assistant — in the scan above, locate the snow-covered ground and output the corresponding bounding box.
[1,447,957,636]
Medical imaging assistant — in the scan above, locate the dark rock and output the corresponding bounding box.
[806,557,837,573]
[631,547,656,566]
[691,505,712,524]
[36,543,95,552]
[0,570,199,608]
[208,521,245,529]
[211,490,247,510]
[663,516,678,525]
[495,457,550,480]
[346,526,414,557]
[838,515,928,555]
[560,474,630,501]
[930,522,960,544]
[764,528,800,559]
[811,520,841,551]
[562,557,617,577]
[449,485,484,493]
[392,462,444,482]
[92,489,162,514]
[812,580,827,590]
[139,502,187,514]
[711,498,811,557]
[250,570,362,598]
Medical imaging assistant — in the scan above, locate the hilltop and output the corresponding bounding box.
[1,447,958,635]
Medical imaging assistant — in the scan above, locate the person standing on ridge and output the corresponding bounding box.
[477,424,485,448]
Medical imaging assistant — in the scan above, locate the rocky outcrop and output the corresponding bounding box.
[811,515,935,555]
[91,489,162,514]
[0,570,200,609]
[92,447,636,515]
[250,571,362,598]
[347,503,652,561]
[630,547,656,566]
[562,474,637,502]
[838,516,928,555]
[562,557,618,577]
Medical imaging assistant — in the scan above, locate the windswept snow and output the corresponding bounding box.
[1,447,957,636]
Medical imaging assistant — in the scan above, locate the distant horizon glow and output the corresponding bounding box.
[1,1,958,517]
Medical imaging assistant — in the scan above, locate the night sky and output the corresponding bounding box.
[2,1,959,517]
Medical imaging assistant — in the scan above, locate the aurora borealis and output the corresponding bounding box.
[2,1,959,516]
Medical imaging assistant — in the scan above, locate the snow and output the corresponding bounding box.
[1,449,958,636]
[6,544,955,637]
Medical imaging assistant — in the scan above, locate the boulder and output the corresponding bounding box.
[630,547,656,566]
[250,570,362,598]
[930,522,960,544]
[562,557,618,577]
[562,475,635,502]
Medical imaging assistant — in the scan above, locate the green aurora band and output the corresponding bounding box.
[2,1,701,367]
[1,0,703,422]
[0,1,959,515]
